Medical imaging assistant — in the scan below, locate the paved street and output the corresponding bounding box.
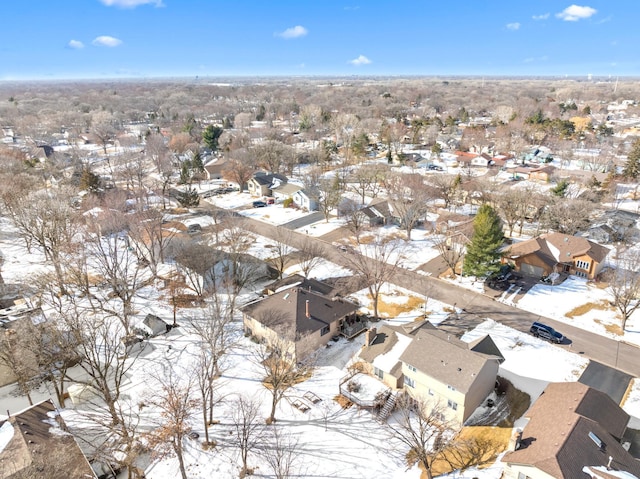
[203,208,640,378]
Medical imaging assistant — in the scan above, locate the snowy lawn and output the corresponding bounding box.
[517,276,640,346]
[295,217,345,237]
[238,204,312,226]
[284,257,352,280]
[349,282,455,325]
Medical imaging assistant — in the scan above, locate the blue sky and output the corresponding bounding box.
[0,1,636,80]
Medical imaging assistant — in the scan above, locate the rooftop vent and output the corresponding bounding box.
[589,431,605,450]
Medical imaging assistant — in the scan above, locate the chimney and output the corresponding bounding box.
[514,428,523,451]
[305,300,310,318]
[365,327,377,345]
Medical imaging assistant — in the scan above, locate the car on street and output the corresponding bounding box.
[529,321,564,344]
[252,200,267,208]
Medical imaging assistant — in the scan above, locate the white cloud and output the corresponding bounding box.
[556,5,597,21]
[506,22,520,31]
[92,36,123,47]
[532,13,550,20]
[349,55,371,66]
[67,40,84,49]
[99,0,163,7]
[275,25,308,39]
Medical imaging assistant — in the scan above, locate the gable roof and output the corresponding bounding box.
[0,400,95,479]
[399,327,500,393]
[272,182,303,196]
[242,287,358,338]
[359,198,392,220]
[265,275,335,296]
[504,382,639,479]
[250,172,288,186]
[507,232,610,265]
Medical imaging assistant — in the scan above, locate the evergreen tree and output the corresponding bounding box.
[550,179,569,197]
[191,151,204,174]
[176,187,200,208]
[202,125,223,151]
[623,139,640,180]
[178,161,191,185]
[463,204,504,277]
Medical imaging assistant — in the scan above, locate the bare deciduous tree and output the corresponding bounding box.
[295,236,324,278]
[434,233,468,278]
[266,228,295,280]
[255,337,314,424]
[261,425,302,479]
[387,395,460,479]
[345,235,404,319]
[386,172,432,241]
[127,209,174,278]
[146,366,200,479]
[231,394,265,478]
[338,198,370,239]
[605,249,640,331]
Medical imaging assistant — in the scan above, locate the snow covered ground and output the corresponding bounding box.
[3,194,640,478]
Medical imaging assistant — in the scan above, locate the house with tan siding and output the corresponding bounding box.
[505,232,610,280]
[357,321,503,424]
[241,286,360,361]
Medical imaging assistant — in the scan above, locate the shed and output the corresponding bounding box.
[143,314,170,337]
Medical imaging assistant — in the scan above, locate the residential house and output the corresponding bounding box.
[353,199,394,227]
[247,172,288,197]
[527,164,556,182]
[242,287,360,361]
[0,399,96,479]
[357,321,503,424]
[582,209,640,244]
[203,158,228,180]
[264,274,335,296]
[271,182,303,203]
[292,189,318,211]
[503,382,640,479]
[505,232,610,280]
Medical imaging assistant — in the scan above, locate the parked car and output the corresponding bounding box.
[529,321,564,343]
[252,200,267,208]
[187,223,202,234]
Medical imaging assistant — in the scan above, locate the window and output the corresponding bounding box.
[320,325,330,336]
[447,399,458,410]
[576,260,590,270]
[406,363,417,373]
[576,271,587,278]
[405,376,415,388]
[447,385,456,392]
[374,367,383,379]
[518,473,532,479]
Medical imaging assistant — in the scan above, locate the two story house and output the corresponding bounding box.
[357,321,503,424]
[505,232,610,280]
[247,172,288,197]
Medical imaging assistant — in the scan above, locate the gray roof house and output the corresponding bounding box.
[242,287,360,361]
[247,172,288,197]
[503,382,640,479]
[357,321,503,424]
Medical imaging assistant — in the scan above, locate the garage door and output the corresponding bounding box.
[520,263,544,277]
